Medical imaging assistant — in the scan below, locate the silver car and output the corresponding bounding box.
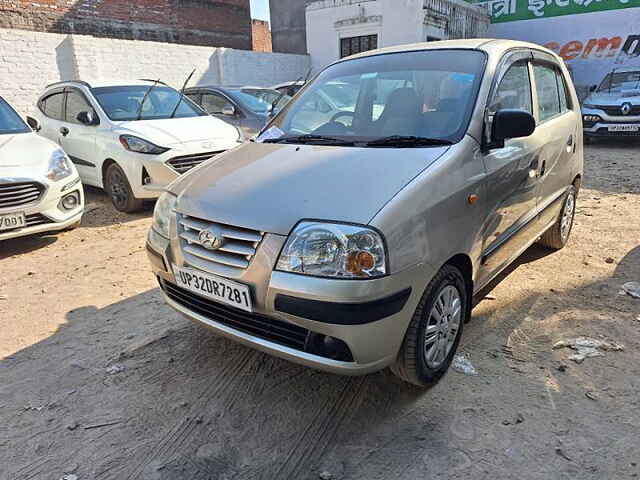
[147,39,583,386]
[582,68,640,140]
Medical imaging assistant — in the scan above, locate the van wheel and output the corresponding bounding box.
[538,186,576,250]
[391,265,468,387]
[105,163,144,213]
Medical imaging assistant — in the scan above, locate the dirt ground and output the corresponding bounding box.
[1,141,639,480]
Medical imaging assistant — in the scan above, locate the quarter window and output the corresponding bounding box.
[340,35,378,58]
[40,92,65,120]
[489,61,532,115]
[65,91,94,124]
[533,64,561,121]
[556,71,571,112]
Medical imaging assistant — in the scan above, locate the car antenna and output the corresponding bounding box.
[170,68,197,119]
[137,78,161,121]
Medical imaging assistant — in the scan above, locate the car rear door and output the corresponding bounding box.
[529,53,579,228]
[59,88,100,185]
[36,89,66,144]
[478,50,543,286]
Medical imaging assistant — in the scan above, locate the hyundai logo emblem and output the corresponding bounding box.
[621,103,632,116]
[198,227,224,250]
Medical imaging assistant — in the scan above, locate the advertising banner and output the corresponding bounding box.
[475,1,640,99]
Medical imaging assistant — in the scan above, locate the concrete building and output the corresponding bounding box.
[269,0,309,54]
[306,0,489,71]
[0,0,253,49]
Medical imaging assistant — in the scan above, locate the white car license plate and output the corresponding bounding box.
[173,265,252,313]
[0,212,26,231]
[608,124,639,132]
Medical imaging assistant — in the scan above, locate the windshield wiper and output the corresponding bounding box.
[170,68,196,119]
[137,78,161,121]
[365,135,453,147]
[263,134,355,146]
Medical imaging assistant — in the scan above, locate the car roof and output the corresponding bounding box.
[606,67,640,74]
[333,38,556,64]
[44,79,172,90]
[186,85,279,93]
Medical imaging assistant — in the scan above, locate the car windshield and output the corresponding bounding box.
[0,97,30,135]
[92,85,207,121]
[597,71,640,93]
[259,49,486,146]
[229,88,282,114]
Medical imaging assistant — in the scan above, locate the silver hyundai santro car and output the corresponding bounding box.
[147,40,583,386]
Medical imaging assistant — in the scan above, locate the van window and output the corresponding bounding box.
[41,92,65,120]
[489,61,532,114]
[533,64,561,122]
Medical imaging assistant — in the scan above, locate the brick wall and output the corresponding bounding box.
[0,0,252,49]
[252,19,272,52]
[0,28,311,115]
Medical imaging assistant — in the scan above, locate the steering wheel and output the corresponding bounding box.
[330,111,355,125]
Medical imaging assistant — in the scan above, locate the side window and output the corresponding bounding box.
[65,91,94,124]
[41,92,65,120]
[186,93,201,106]
[201,93,230,114]
[556,71,571,112]
[533,63,561,121]
[489,61,532,114]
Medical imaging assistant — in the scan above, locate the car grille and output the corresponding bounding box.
[177,214,264,276]
[161,279,309,351]
[167,151,224,174]
[599,105,640,116]
[0,182,45,209]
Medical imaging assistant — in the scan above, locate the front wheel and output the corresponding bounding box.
[538,185,576,250]
[104,163,144,213]
[391,265,469,387]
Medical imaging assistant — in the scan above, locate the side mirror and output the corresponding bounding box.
[589,85,597,92]
[76,111,98,126]
[26,116,41,132]
[490,109,536,148]
[222,104,236,116]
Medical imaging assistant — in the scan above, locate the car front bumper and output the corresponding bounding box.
[0,176,84,241]
[582,109,640,137]
[146,227,430,375]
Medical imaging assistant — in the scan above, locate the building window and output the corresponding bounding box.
[340,35,378,58]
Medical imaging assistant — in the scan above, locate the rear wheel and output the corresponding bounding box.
[391,265,469,387]
[538,186,576,250]
[104,163,143,213]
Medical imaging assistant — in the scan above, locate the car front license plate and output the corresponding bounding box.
[608,124,639,132]
[0,212,26,231]
[173,265,253,313]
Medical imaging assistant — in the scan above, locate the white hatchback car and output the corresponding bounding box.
[0,96,83,241]
[32,80,241,212]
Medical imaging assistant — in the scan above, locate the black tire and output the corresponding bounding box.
[104,163,144,213]
[538,185,576,250]
[391,265,469,387]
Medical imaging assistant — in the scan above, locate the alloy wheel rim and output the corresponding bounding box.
[560,192,575,241]
[424,285,462,369]
[109,170,127,208]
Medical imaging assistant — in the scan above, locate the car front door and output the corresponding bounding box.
[529,54,579,228]
[60,88,100,185]
[478,51,542,286]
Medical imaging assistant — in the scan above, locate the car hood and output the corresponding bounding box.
[170,142,449,235]
[117,115,238,146]
[0,132,60,178]
[584,91,640,106]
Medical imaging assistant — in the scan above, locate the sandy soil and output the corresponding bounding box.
[1,141,639,480]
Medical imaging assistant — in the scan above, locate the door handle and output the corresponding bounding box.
[60,126,69,136]
[567,135,573,146]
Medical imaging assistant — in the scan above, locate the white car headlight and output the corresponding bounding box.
[276,222,387,279]
[120,135,169,155]
[46,149,73,182]
[152,192,176,238]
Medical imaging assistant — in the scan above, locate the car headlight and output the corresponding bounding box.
[276,222,387,279]
[152,192,176,238]
[119,135,169,155]
[46,149,73,182]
